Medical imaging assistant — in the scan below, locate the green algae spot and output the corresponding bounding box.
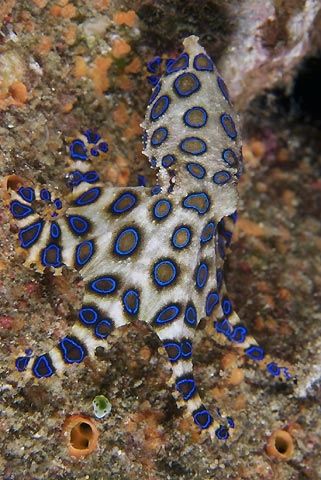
[93,395,112,419]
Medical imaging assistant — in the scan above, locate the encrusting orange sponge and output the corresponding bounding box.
[63,414,99,458]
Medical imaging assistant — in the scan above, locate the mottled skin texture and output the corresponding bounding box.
[8,36,293,442]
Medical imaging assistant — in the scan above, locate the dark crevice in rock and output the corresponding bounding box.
[137,0,237,60]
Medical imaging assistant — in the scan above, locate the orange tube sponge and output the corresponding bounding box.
[63,414,99,458]
[266,429,294,460]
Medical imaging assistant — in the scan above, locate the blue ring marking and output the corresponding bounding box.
[214,318,232,337]
[68,170,83,187]
[50,222,61,240]
[16,356,30,372]
[216,268,223,290]
[67,215,90,235]
[122,289,140,315]
[176,377,197,401]
[266,362,281,377]
[200,221,216,244]
[89,276,118,295]
[205,291,219,316]
[150,95,170,121]
[180,137,207,156]
[193,407,213,430]
[171,226,192,249]
[95,319,112,339]
[183,106,208,128]
[18,187,35,203]
[213,170,232,185]
[32,354,55,378]
[74,187,101,206]
[230,211,238,224]
[229,325,248,343]
[150,157,157,168]
[79,306,99,325]
[283,368,292,381]
[84,130,100,144]
[222,297,232,316]
[40,189,51,202]
[59,336,86,364]
[163,341,181,362]
[10,200,34,219]
[184,303,197,327]
[196,262,209,289]
[114,227,140,256]
[181,339,192,359]
[161,154,176,168]
[75,240,94,267]
[152,199,172,220]
[90,147,99,157]
[18,220,44,249]
[154,304,181,325]
[245,345,265,361]
[220,113,237,139]
[186,162,206,179]
[84,171,100,183]
[173,72,201,97]
[25,348,33,356]
[165,58,174,70]
[138,174,147,186]
[69,171,84,186]
[41,244,62,268]
[149,80,161,104]
[147,75,160,86]
[193,53,214,72]
[151,127,168,147]
[215,425,229,441]
[227,417,235,429]
[217,76,230,101]
[111,191,137,214]
[221,228,232,247]
[153,259,177,287]
[182,192,210,215]
[147,56,162,73]
[54,198,62,210]
[166,52,189,74]
[99,141,108,152]
[69,139,87,161]
[222,148,238,167]
[151,185,162,196]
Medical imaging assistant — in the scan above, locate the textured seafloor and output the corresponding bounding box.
[0,1,321,479]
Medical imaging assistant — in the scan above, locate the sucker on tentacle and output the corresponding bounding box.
[7,35,295,443]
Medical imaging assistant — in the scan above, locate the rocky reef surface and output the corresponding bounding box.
[0,1,321,479]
